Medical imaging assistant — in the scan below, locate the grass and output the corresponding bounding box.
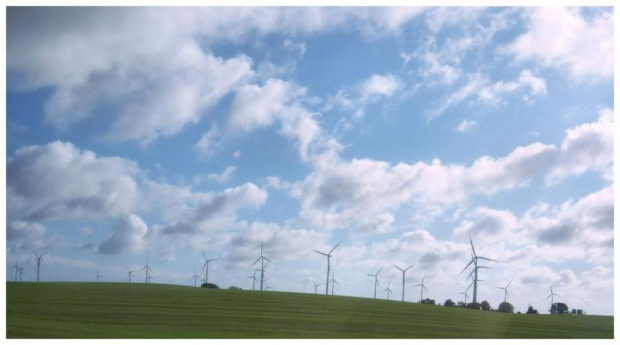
[6,282,613,339]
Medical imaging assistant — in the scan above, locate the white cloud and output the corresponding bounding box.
[194,166,237,185]
[7,141,141,222]
[194,125,223,158]
[98,213,149,255]
[162,183,268,236]
[505,7,613,81]
[547,108,613,183]
[359,74,401,101]
[457,120,476,132]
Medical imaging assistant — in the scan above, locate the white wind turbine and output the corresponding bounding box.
[414,275,428,303]
[393,263,415,302]
[18,265,24,282]
[384,281,393,300]
[312,279,322,294]
[329,271,339,296]
[126,267,135,283]
[366,267,383,299]
[547,285,560,312]
[201,250,218,285]
[460,291,469,305]
[139,255,153,284]
[252,242,272,291]
[12,261,20,282]
[95,271,102,282]
[246,269,260,291]
[460,235,496,303]
[190,267,202,287]
[496,280,512,303]
[34,253,44,282]
[313,241,342,296]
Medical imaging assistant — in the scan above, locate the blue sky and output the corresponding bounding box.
[5,6,615,315]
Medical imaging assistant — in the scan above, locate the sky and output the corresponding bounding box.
[4,6,615,316]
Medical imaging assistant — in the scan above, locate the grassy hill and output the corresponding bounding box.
[6,282,613,338]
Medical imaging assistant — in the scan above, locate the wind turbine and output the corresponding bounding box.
[313,241,342,296]
[496,280,512,302]
[384,281,393,300]
[12,261,19,282]
[252,241,272,291]
[329,271,339,296]
[460,235,496,303]
[246,269,260,291]
[191,268,202,287]
[148,275,155,284]
[393,263,415,302]
[547,285,560,311]
[18,265,24,282]
[201,250,218,285]
[414,275,428,302]
[139,255,153,284]
[34,253,44,282]
[366,267,383,299]
[126,267,135,283]
[312,279,322,294]
[95,271,102,282]
[460,291,469,304]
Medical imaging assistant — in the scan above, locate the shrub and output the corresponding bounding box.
[201,283,219,289]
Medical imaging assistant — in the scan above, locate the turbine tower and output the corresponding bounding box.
[139,255,153,284]
[460,235,496,303]
[460,291,469,304]
[366,267,383,299]
[191,268,201,287]
[95,271,102,282]
[126,267,135,283]
[34,253,44,282]
[12,261,20,282]
[496,280,512,302]
[245,269,260,291]
[393,263,415,302]
[384,281,393,300]
[547,285,560,311]
[201,250,218,285]
[414,275,428,302]
[18,265,24,282]
[252,241,272,291]
[313,241,342,296]
[312,279,322,294]
[329,271,339,296]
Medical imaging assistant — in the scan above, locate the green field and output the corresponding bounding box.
[6,282,613,338]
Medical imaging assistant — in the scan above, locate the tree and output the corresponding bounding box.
[550,302,569,314]
[444,299,456,307]
[526,306,539,314]
[466,302,481,310]
[457,302,466,308]
[421,298,436,305]
[201,283,219,289]
[498,301,514,313]
[480,300,491,311]
[228,286,242,290]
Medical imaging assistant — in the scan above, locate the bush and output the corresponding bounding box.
[228,286,242,290]
[498,301,514,313]
[444,299,456,307]
[466,302,481,310]
[480,301,491,311]
[201,283,219,289]
[420,298,436,305]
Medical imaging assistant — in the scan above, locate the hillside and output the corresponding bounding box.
[6,282,613,338]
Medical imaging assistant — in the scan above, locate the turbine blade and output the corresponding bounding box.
[507,280,512,288]
[460,259,475,274]
[328,241,342,254]
[405,263,416,271]
[469,234,477,257]
[252,257,261,265]
[393,264,403,272]
[423,285,428,292]
[264,257,273,264]
[376,266,383,275]
[202,250,207,260]
[313,250,328,256]
[477,256,497,262]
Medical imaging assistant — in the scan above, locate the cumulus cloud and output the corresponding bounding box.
[98,213,149,255]
[162,183,268,236]
[293,112,611,232]
[326,73,403,119]
[194,166,237,185]
[505,7,613,81]
[7,141,141,222]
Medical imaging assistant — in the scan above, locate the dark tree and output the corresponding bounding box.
[526,306,539,314]
[421,298,436,305]
[201,283,220,289]
[228,286,242,290]
[466,302,481,310]
[457,302,466,308]
[498,301,514,313]
[550,303,569,314]
[480,300,491,311]
[444,299,456,307]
